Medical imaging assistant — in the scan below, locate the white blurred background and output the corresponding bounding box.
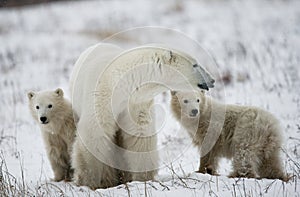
[0,0,299,196]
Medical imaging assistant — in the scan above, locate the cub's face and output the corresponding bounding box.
[27,88,64,125]
[172,91,202,118]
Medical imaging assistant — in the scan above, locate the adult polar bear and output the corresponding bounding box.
[70,43,214,189]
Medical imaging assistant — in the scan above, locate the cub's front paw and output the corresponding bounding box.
[228,171,257,179]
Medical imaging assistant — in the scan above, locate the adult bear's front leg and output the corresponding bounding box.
[122,132,158,181]
[118,101,159,181]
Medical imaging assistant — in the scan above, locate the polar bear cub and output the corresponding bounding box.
[28,88,76,181]
[171,91,288,181]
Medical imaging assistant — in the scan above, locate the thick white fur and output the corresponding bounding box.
[171,91,288,181]
[28,88,76,181]
[70,43,214,189]
[71,44,159,188]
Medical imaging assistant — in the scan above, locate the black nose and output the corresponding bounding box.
[198,83,209,90]
[191,109,198,115]
[40,116,47,123]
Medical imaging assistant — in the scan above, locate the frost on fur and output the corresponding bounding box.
[171,91,289,181]
[28,88,77,181]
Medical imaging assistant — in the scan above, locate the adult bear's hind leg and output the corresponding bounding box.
[72,135,119,189]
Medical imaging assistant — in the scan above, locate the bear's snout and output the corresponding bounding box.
[40,116,48,124]
[190,109,199,117]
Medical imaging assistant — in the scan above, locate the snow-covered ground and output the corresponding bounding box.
[0,0,300,196]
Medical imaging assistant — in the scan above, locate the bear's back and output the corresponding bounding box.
[70,43,123,117]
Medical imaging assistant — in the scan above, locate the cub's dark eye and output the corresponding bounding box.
[36,106,39,109]
[48,104,52,108]
[183,100,188,104]
[197,99,200,103]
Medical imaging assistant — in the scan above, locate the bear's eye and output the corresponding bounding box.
[48,104,52,108]
[197,99,200,103]
[183,100,188,104]
[36,106,39,110]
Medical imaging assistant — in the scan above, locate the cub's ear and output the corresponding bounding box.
[54,88,64,97]
[27,91,35,100]
[171,91,177,96]
[200,90,206,94]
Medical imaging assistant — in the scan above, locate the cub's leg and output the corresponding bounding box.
[49,157,68,182]
[257,148,288,181]
[229,143,258,178]
[229,110,259,178]
[45,134,70,181]
[197,151,219,175]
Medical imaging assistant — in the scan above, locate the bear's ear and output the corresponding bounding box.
[171,91,177,96]
[200,90,206,94]
[54,88,64,97]
[27,91,35,100]
[199,90,206,96]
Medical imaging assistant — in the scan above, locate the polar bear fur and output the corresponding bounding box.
[171,91,288,181]
[70,43,215,189]
[70,44,157,189]
[28,88,76,181]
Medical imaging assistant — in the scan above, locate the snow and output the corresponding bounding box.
[0,0,300,196]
